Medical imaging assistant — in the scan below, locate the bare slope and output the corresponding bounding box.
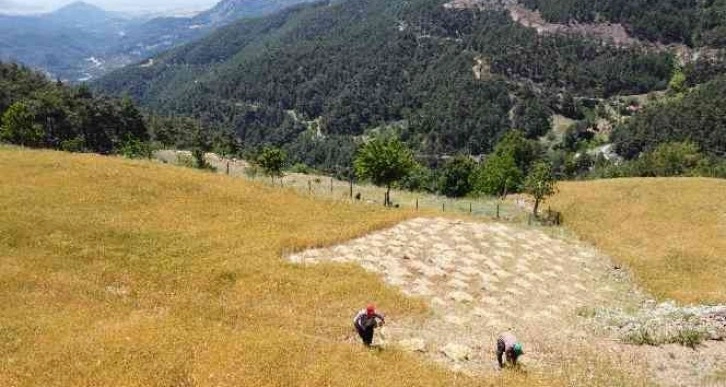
[550,178,726,304]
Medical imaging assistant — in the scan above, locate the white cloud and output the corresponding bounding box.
[0,0,37,13]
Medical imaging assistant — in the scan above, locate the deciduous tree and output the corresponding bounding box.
[257,146,287,182]
[354,137,415,206]
[0,101,43,147]
[524,161,556,217]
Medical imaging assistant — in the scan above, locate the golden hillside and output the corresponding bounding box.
[551,178,726,304]
[1,147,576,386]
[0,147,443,386]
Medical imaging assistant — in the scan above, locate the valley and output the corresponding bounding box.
[1,0,725,385]
[0,0,319,81]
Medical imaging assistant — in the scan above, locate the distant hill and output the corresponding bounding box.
[0,0,316,81]
[0,2,138,81]
[44,1,117,26]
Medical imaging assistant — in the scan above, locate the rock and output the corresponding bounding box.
[398,338,427,352]
[447,291,474,303]
[441,343,471,361]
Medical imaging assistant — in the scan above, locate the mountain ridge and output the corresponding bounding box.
[0,0,317,81]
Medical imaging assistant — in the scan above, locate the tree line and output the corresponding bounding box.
[0,62,148,156]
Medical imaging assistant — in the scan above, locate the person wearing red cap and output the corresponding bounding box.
[353,304,386,346]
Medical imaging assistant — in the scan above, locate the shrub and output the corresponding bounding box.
[438,155,477,197]
[673,327,706,349]
[60,137,85,153]
[119,138,153,159]
[623,327,658,346]
[176,153,196,168]
[290,163,312,174]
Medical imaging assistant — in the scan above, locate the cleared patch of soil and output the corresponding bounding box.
[288,218,726,386]
[444,0,721,65]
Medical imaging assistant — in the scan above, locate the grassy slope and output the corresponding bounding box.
[0,147,567,386]
[550,178,726,304]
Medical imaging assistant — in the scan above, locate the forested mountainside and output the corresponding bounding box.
[95,0,726,174]
[112,0,321,68]
[520,0,726,47]
[612,76,726,159]
[0,62,148,154]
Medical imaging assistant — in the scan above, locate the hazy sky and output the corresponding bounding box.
[0,0,219,14]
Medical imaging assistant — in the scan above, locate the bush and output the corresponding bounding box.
[623,327,659,346]
[290,163,313,174]
[674,328,706,349]
[60,137,85,153]
[588,141,725,179]
[398,164,436,193]
[119,138,153,159]
[637,141,703,177]
[694,157,726,178]
[438,155,477,197]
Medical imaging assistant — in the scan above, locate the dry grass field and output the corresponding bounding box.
[6,147,721,386]
[550,178,726,304]
[0,147,572,386]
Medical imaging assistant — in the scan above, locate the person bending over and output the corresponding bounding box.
[497,332,524,368]
[353,304,385,346]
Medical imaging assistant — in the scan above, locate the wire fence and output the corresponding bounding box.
[155,151,556,225]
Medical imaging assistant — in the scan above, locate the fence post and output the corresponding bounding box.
[330,177,334,194]
[308,180,312,194]
[469,202,472,213]
[416,198,419,211]
[442,203,445,212]
[496,203,500,219]
[226,161,230,175]
[349,178,353,199]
